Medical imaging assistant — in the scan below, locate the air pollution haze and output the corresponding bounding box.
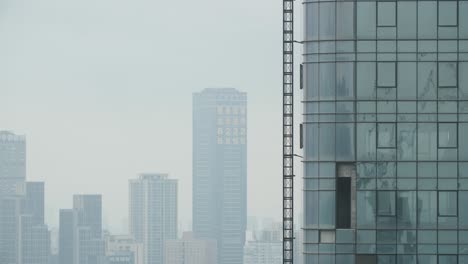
[0,0,303,237]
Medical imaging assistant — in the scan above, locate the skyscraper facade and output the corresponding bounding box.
[303,1,468,263]
[192,88,247,264]
[129,173,178,264]
[0,131,26,197]
[58,195,105,264]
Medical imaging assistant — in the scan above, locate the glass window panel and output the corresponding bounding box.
[378,123,396,148]
[305,124,319,160]
[319,191,335,228]
[439,62,458,88]
[460,124,468,160]
[397,2,417,38]
[461,2,468,38]
[418,123,437,160]
[397,62,417,99]
[460,62,468,99]
[357,62,376,99]
[320,163,336,178]
[397,124,417,161]
[320,230,336,243]
[460,192,468,228]
[438,255,457,264]
[418,62,437,99]
[356,255,376,264]
[418,162,437,178]
[378,255,395,264]
[337,255,354,264]
[439,2,458,26]
[305,3,319,40]
[378,63,396,87]
[357,123,376,160]
[305,63,319,100]
[336,123,355,161]
[319,124,335,161]
[357,191,376,228]
[439,231,457,244]
[337,2,354,39]
[439,123,458,148]
[397,191,417,228]
[438,162,457,178]
[418,230,437,243]
[418,2,437,39]
[439,191,457,216]
[319,3,335,40]
[397,163,416,178]
[378,2,396,27]
[378,191,396,216]
[357,230,376,244]
[305,191,318,227]
[377,162,396,178]
[357,2,376,39]
[418,255,437,264]
[417,191,437,228]
[319,63,335,100]
[336,62,354,100]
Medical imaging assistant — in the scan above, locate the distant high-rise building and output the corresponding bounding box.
[59,195,105,264]
[129,174,177,264]
[192,88,247,264]
[164,232,217,264]
[243,229,281,264]
[0,182,50,264]
[105,234,144,264]
[0,131,26,197]
[59,209,77,264]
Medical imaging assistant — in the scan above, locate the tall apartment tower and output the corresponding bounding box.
[303,1,468,263]
[0,182,50,264]
[59,195,104,264]
[129,174,178,264]
[193,88,247,264]
[0,131,26,197]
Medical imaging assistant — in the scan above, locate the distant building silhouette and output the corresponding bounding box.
[129,174,177,264]
[164,232,217,264]
[58,195,105,264]
[0,131,26,197]
[192,88,247,264]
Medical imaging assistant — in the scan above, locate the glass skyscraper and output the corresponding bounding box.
[193,88,247,264]
[302,1,468,263]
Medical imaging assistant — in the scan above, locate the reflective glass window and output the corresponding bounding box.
[357,191,376,228]
[438,191,457,216]
[439,62,458,88]
[378,123,396,148]
[378,63,396,88]
[438,255,457,264]
[378,2,396,27]
[417,191,437,228]
[305,3,319,40]
[319,191,336,228]
[397,191,416,228]
[357,2,376,39]
[460,192,468,228]
[357,123,376,160]
[418,2,437,39]
[319,63,335,100]
[397,2,416,38]
[319,3,335,40]
[319,124,335,161]
[418,63,437,99]
[336,123,355,161]
[336,62,354,100]
[418,123,437,160]
[461,2,468,38]
[397,124,417,161]
[337,2,354,39]
[397,63,417,99]
[438,123,458,148]
[439,2,458,26]
[377,191,396,216]
[357,62,376,99]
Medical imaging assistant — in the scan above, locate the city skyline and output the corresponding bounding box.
[0,0,293,234]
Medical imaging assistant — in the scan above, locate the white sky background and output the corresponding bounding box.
[0,0,303,233]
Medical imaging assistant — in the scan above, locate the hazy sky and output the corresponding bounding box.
[0,0,303,233]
